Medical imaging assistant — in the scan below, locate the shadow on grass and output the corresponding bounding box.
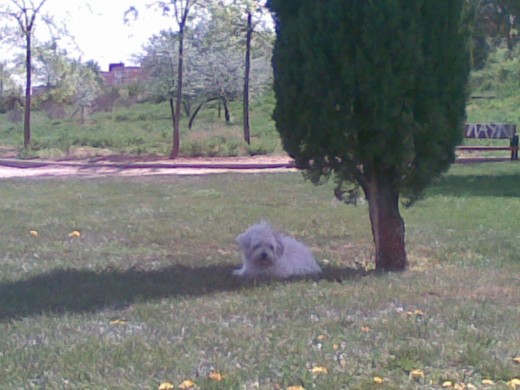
[430,174,520,197]
[0,264,367,321]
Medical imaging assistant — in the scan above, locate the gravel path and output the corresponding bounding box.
[0,155,297,179]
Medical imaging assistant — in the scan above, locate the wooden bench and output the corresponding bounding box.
[457,123,519,160]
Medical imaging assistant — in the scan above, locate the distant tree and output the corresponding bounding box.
[268,0,470,272]
[214,0,272,144]
[128,0,208,159]
[0,0,50,148]
[0,62,18,99]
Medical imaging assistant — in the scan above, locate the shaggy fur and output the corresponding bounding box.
[233,221,322,279]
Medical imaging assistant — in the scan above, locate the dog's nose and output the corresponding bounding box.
[261,252,268,259]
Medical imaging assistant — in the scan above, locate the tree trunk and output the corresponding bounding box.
[243,11,252,145]
[223,99,230,123]
[366,172,408,272]
[169,97,176,135]
[24,30,32,149]
[188,97,219,129]
[170,25,185,159]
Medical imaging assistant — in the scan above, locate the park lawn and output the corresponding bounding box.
[0,163,519,389]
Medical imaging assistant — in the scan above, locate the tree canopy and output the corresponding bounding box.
[268,0,471,271]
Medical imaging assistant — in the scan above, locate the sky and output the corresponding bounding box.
[3,0,175,71]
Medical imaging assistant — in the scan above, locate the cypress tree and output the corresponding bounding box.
[267,0,470,272]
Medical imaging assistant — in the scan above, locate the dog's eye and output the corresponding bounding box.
[268,244,274,250]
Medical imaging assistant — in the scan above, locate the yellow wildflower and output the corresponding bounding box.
[513,357,520,364]
[409,369,425,379]
[508,378,520,389]
[310,365,328,375]
[442,381,453,387]
[373,376,384,384]
[29,230,39,237]
[287,386,305,390]
[208,371,224,381]
[178,380,195,389]
[68,230,81,238]
[482,379,495,386]
[158,382,174,390]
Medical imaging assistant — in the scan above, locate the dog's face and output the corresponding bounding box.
[236,221,284,269]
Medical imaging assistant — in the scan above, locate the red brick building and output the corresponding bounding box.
[100,63,147,87]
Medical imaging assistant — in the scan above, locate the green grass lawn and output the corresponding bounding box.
[0,163,519,389]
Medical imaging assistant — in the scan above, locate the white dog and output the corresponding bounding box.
[233,221,322,279]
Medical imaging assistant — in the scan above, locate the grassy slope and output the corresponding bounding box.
[0,164,519,389]
[0,94,281,158]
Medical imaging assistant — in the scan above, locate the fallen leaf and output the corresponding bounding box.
[482,379,495,386]
[508,378,520,389]
[442,381,453,387]
[466,384,477,390]
[361,326,370,333]
[208,371,224,381]
[513,357,520,364]
[373,376,384,384]
[68,230,81,238]
[409,369,425,379]
[287,386,305,390]
[179,380,195,389]
[453,384,466,390]
[29,230,39,237]
[158,382,174,390]
[109,319,127,325]
[310,366,328,375]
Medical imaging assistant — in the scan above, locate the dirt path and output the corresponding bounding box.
[0,155,297,179]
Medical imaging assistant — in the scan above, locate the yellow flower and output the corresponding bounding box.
[508,378,520,389]
[409,369,425,379]
[373,376,384,384]
[208,371,224,381]
[442,381,453,387]
[513,357,520,364]
[29,230,39,237]
[466,384,477,390]
[287,386,305,390]
[310,365,328,375]
[453,384,466,390]
[158,382,174,390]
[68,230,81,238]
[482,379,495,386]
[178,380,195,389]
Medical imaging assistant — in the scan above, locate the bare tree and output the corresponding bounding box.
[128,0,205,159]
[1,0,49,149]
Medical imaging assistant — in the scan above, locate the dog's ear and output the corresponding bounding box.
[274,232,284,257]
[236,232,250,250]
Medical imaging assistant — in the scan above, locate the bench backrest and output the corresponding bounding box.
[464,123,517,139]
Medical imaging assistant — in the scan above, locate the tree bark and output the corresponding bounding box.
[170,24,185,159]
[366,171,408,272]
[24,29,32,149]
[243,11,252,145]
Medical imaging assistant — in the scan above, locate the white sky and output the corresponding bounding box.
[3,0,175,71]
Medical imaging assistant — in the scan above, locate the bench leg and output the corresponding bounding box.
[511,135,519,161]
